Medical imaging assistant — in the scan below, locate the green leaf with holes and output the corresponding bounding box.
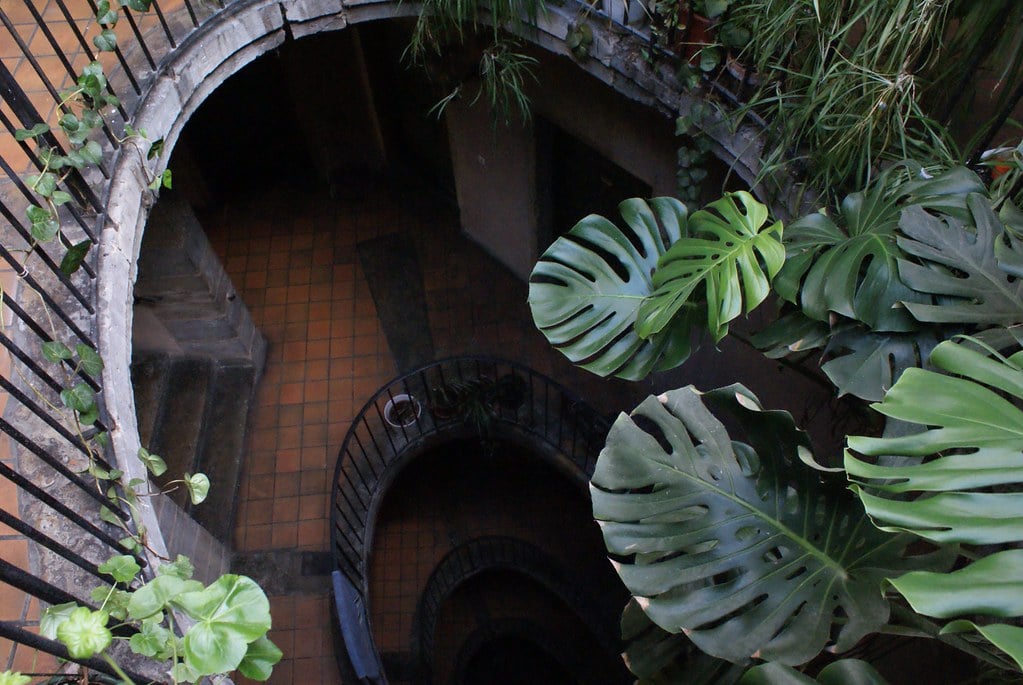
[528,197,693,380]
[56,607,112,659]
[637,192,783,342]
[99,554,140,584]
[897,194,1023,325]
[60,240,91,276]
[739,659,889,684]
[41,341,73,362]
[620,599,745,684]
[174,575,273,676]
[591,385,946,665]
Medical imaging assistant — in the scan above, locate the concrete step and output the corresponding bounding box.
[192,360,255,541]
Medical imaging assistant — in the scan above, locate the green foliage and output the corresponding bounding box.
[0,672,31,685]
[56,607,113,659]
[590,384,944,665]
[621,599,746,684]
[528,197,693,380]
[898,195,1023,325]
[637,191,783,342]
[738,660,888,684]
[845,336,1023,668]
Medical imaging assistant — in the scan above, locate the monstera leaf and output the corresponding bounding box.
[897,194,1023,325]
[821,327,941,401]
[636,192,784,342]
[591,385,943,665]
[621,599,746,684]
[777,166,982,331]
[528,198,694,380]
[779,186,913,331]
[739,660,888,684]
[846,336,1023,669]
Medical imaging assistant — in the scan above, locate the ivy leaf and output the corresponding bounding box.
[237,636,284,681]
[14,123,49,141]
[80,140,104,166]
[129,620,173,658]
[138,447,167,477]
[96,0,118,26]
[27,205,59,242]
[60,382,96,413]
[174,575,273,676]
[39,602,78,640]
[93,28,118,52]
[78,62,107,99]
[51,190,73,206]
[56,607,112,659]
[184,472,210,504]
[638,191,784,342]
[75,344,104,376]
[98,554,140,584]
[126,0,153,10]
[0,672,32,685]
[41,341,73,363]
[148,138,165,160]
[57,240,91,277]
[99,505,121,525]
[28,173,57,198]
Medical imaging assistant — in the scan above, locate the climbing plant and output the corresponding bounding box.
[0,1,279,683]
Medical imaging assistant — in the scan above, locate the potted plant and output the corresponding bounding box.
[384,393,422,429]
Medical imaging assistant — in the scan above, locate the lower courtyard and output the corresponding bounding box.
[189,175,638,684]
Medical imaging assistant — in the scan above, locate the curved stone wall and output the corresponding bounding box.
[96,0,776,576]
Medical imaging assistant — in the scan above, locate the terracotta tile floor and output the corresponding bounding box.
[203,181,635,684]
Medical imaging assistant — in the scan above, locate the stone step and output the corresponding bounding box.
[192,360,255,541]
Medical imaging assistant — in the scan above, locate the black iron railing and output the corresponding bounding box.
[328,356,610,682]
[0,0,230,678]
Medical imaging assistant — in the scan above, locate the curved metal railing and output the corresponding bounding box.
[328,356,611,681]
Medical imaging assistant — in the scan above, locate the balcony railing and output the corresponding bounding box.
[329,356,611,682]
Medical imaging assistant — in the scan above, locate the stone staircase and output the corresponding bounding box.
[130,195,265,544]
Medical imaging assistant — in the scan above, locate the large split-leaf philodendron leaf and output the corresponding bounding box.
[776,166,981,332]
[637,191,784,342]
[591,385,941,665]
[621,599,746,685]
[897,193,1023,325]
[528,198,693,380]
[846,335,1023,669]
